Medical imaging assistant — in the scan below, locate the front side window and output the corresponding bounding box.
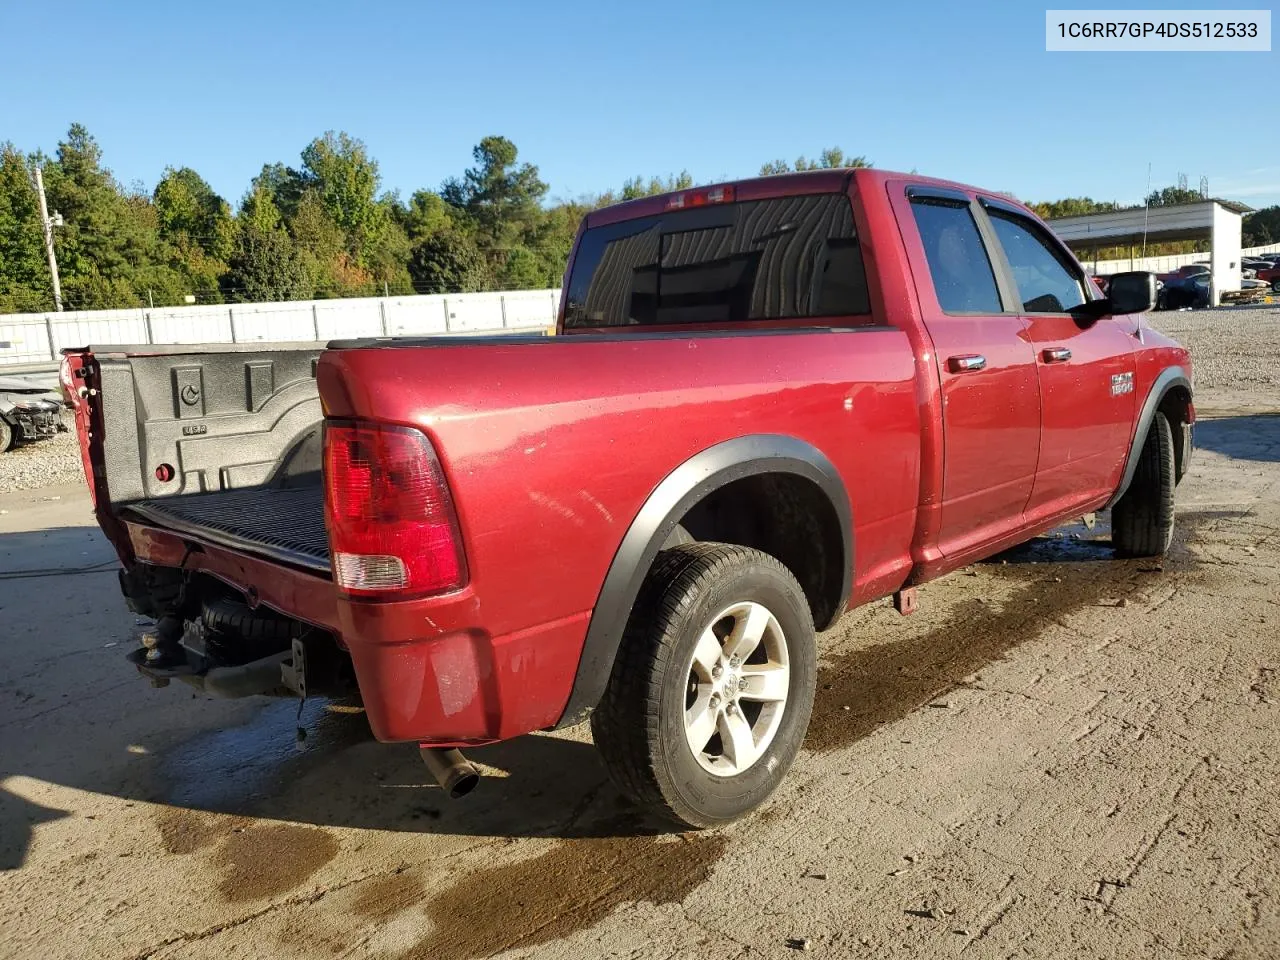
[563,193,871,328]
[988,212,1086,313]
[910,199,1003,314]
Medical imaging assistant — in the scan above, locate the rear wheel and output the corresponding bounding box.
[591,543,816,829]
[1112,411,1176,557]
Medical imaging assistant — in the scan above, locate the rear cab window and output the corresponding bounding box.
[909,198,1004,314]
[563,192,873,329]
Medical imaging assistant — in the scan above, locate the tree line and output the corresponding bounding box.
[1,125,1274,314]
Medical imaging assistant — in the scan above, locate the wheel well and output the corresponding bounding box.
[674,472,845,629]
[1158,385,1193,481]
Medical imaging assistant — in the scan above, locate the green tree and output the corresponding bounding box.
[240,179,283,234]
[760,148,870,175]
[619,171,694,200]
[398,189,456,240]
[225,225,313,302]
[0,144,51,311]
[1243,205,1280,247]
[40,124,177,308]
[249,162,306,221]
[154,167,234,260]
[1031,197,1120,220]
[1145,185,1206,207]
[442,136,548,257]
[408,229,490,294]
[298,132,392,263]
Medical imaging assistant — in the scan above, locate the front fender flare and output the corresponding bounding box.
[555,434,852,728]
[1105,365,1191,510]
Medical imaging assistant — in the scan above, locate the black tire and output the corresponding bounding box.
[201,596,300,644]
[591,542,816,829]
[0,417,13,453]
[1112,411,1176,558]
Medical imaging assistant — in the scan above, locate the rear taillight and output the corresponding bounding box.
[323,422,466,599]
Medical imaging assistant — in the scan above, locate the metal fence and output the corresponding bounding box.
[0,288,562,366]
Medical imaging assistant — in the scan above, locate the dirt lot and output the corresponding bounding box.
[2,307,1279,960]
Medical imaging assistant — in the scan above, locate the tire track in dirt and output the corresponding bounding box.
[806,516,1212,754]
[346,831,729,960]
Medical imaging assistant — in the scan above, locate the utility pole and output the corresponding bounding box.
[33,165,64,312]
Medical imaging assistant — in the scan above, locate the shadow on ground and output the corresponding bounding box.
[0,502,1247,873]
[1193,414,1280,463]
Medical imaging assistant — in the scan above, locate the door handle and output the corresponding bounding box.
[947,354,987,373]
[1042,347,1072,363]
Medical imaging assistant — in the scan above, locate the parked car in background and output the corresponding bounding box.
[0,376,66,454]
[1158,264,1210,285]
[1254,262,1280,291]
[1161,273,1212,309]
[65,168,1193,827]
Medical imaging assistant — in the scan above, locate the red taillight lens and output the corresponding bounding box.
[323,422,466,599]
[666,185,734,210]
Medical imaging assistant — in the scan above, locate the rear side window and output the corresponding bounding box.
[987,211,1086,313]
[563,193,871,328]
[910,199,1003,314]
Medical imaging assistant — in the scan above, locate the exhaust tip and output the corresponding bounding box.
[447,771,480,799]
[420,746,481,800]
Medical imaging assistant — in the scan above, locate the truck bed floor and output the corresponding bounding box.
[125,487,330,573]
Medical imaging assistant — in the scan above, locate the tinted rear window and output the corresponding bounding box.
[563,193,871,328]
[910,199,1004,314]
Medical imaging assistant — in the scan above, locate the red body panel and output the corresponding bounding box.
[318,330,920,740]
[73,168,1192,747]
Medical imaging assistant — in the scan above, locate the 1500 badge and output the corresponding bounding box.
[1111,372,1135,396]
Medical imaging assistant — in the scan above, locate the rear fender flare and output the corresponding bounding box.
[1105,365,1191,510]
[555,434,852,728]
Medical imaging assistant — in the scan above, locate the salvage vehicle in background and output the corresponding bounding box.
[0,376,66,453]
[1160,272,1212,310]
[1254,261,1280,291]
[63,168,1194,828]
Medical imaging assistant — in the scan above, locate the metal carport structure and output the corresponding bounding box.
[1048,199,1252,306]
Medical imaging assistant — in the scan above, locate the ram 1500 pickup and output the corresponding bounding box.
[65,169,1194,827]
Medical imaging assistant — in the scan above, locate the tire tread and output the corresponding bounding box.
[1113,411,1177,557]
[591,542,813,827]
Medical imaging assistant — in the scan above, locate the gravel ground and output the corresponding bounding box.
[0,412,83,494]
[1150,303,1280,403]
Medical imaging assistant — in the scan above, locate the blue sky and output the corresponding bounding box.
[2,0,1277,209]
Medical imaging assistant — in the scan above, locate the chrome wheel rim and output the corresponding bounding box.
[682,601,789,777]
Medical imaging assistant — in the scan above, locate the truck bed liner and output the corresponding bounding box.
[125,487,330,573]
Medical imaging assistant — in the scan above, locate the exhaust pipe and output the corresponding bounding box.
[419,746,480,799]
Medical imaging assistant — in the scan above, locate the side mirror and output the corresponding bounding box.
[1107,271,1157,314]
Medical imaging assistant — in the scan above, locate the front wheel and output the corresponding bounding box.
[1112,411,1176,557]
[0,417,13,453]
[591,543,816,829]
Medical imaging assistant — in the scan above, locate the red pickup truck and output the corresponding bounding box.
[64,169,1194,828]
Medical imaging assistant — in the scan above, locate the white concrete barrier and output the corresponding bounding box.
[0,289,562,366]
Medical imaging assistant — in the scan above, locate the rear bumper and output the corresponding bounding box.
[342,610,590,745]
[123,518,588,745]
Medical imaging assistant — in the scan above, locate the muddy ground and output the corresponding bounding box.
[2,308,1279,959]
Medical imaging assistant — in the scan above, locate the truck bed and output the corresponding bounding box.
[125,487,329,573]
